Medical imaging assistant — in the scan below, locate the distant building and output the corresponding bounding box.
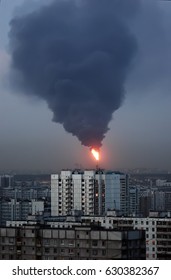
[51,170,129,217]
[0,199,44,225]
[129,187,139,216]
[0,175,14,188]
[138,190,152,217]
[165,192,171,211]
[152,191,165,212]
[156,179,171,187]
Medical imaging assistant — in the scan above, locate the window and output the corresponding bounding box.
[54,248,57,254]
[54,239,58,245]
[69,249,74,254]
[45,248,50,254]
[102,250,106,256]
[68,240,74,246]
[92,250,97,256]
[44,239,50,245]
[102,241,106,246]
[92,240,98,246]
[60,240,65,245]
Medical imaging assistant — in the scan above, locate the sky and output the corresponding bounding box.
[0,0,171,173]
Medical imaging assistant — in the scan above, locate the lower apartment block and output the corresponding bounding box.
[0,223,145,260]
[81,215,171,260]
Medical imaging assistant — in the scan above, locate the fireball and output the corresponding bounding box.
[91,148,100,161]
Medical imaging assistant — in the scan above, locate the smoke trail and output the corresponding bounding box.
[9,0,138,147]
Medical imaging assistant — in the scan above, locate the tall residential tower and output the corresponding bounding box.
[51,170,129,216]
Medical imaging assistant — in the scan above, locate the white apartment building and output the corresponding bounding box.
[81,214,171,260]
[156,179,171,187]
[51,170,129,216]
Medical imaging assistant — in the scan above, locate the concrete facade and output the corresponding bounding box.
[51,170,129,216]
[0,223,145,260]
[81,215,171,260]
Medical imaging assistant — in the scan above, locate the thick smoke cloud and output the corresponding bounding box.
[9,0,138,147]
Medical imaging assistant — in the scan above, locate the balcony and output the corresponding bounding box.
[157,250,171,255]
[36,250,42,256]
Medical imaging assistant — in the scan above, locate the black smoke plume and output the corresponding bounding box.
[9,0,138,147]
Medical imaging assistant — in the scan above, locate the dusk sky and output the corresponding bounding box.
[0,0,171,173]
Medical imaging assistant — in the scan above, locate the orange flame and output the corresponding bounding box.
[91,148,100,161]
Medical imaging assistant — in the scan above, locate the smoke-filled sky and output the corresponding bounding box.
[0,0,171,173]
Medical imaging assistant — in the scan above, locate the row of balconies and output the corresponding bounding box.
[156,235,171,240]
[157,249,171,254]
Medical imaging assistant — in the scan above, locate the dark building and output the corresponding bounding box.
[0,175,14,188]
[0,223,145,260]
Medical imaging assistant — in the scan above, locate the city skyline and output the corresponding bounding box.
[1,0,171,173]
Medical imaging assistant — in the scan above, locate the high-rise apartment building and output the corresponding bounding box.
[0,199,44,225]
[0,175,14,188]
[51,170,129,216]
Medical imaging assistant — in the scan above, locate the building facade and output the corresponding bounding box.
[0,199,44,225]
[51,170,129,216]
[0,175,14,188]
[81,214,171,260]
[0,223,145,260]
